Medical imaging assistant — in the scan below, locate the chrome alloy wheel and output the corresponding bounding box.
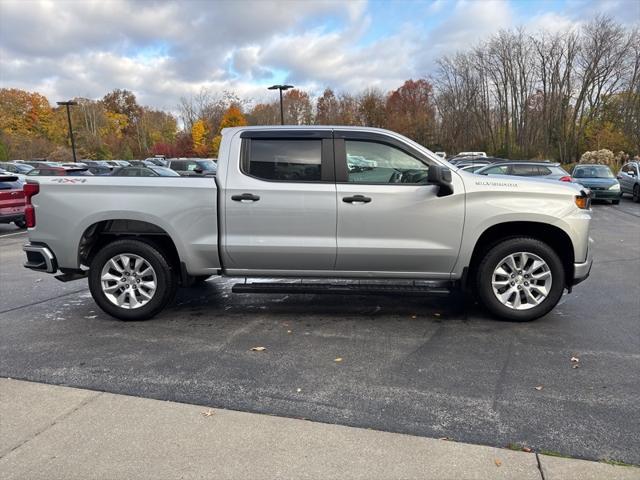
[491,252,552,310]
[100,253,157,309]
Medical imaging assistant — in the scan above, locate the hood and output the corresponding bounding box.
[461,171,585,196]
[572,177,618,188]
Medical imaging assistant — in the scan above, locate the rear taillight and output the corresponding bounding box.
[559,176,572,182]
[23,182,39,228]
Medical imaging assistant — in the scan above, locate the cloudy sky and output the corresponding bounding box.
[1,0,637,111]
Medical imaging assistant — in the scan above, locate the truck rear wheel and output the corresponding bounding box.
[88,239,178,321]
[475,237,565,321]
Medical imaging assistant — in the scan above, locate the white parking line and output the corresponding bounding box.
[0,231,27,238]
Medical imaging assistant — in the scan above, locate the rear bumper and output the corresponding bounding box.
[23,243,57,273]
[572,237,593,286]
[0,213,25,224]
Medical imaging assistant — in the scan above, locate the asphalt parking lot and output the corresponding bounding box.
[1,197,639,465]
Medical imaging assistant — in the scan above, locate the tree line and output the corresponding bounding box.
[0,16,637,163]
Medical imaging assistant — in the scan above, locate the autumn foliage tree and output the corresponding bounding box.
[211,105,248,156]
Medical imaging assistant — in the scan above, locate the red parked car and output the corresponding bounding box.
[0,173,26,229]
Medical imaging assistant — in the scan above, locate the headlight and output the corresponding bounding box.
[609,183,620,190]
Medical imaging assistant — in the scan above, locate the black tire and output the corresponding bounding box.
[88,239,178,321]
[612,199,620,205]
[14,219,27,229]
[633,185,640,203]
[475,237,565,322]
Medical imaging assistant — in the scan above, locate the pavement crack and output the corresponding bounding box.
[491,334,514,413]
[536,453,546,480]
[0,389,103,460]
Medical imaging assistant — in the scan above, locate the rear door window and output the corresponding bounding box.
[242,139,322,181]
[510,164,539,176]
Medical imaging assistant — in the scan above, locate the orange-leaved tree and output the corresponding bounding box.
[191,119,208,156]
[211,106,247,156]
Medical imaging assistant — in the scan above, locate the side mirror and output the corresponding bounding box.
[428,165,453,197]
[194,167,204,174]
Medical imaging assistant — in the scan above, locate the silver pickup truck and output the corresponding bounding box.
[22,126,593,322]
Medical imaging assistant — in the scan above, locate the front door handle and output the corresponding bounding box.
[342,195,371,204]
[231,193,260,202]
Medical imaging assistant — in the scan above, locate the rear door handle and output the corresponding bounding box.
[342,195,371,204]
[231,193,260,202]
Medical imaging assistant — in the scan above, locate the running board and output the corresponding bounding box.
[232,281,451,296]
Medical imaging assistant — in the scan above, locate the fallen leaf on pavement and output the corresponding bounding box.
[287,330,292,334]
[522,447,532,453]
[534,385,544,391]
[250,346,266,352]
[334,357,343,362]
[201,409,215,417]
[570,356,579,363]
[572,364,580,369]
[296,388,302,393]
[494,459,502,467]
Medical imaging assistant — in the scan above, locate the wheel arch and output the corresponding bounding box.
[78,219,181,274]
[464,221,575,290]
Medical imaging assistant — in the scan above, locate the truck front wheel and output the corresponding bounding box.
[475,237,565,321]
[88,239,178,321]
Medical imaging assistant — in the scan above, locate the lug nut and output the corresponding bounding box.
[136,279,141,283]
[524,281,529,286]
[510,281,515,286]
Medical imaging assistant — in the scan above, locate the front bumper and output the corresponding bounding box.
[589,189,622,200]
[572,237,594,286]
[23,243,57,273]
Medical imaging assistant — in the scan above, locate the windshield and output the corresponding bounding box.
[573,165,614,179]
[197,160,217,171]
[149,166,180,176]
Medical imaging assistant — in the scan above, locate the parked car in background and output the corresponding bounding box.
[476,162,572,181]
[82,160,114,175]
[27,166,93,177]
[0,162,34,175]
[144,157,168,166]
[104,160,130,168]
[111,165,180,177]
[459,151,487,157]
[0,166,27,183]
[571,164,621,204]
[61,163,88,168]
[22,161,61,169]
[0,173,26,228]
[617,161,640,202]
[167,158,217,176]
[459,164,487,173]
[449,155,504,166]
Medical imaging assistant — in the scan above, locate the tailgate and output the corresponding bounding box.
[0,188,25,214]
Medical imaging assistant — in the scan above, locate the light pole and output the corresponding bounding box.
[57,100,78,162]
[268,84,294,125]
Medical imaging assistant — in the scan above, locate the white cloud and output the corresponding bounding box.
[0,0,637,114]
